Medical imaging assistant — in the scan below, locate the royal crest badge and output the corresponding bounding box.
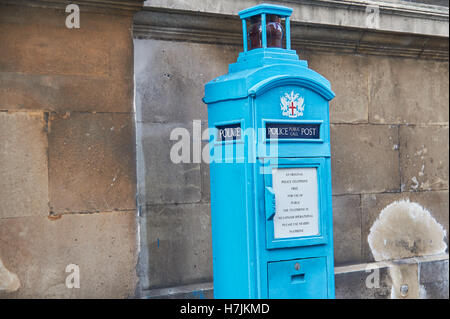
[280,91,305,118]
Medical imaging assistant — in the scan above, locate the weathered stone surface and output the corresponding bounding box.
[0,71,134,113]
[361,191,449,263]
[420,259,449,284]
[143,203,212,289]
[0,112,49,219]
[368,57,449,125]
[148,289,214,299]
[335,265,391,299]
[422,280,449,299]
[201,138,211,203]
[0,5,133,78]
[399,125,449,192]
[419,255,449,299]
[48,113,136,213]
[145,0,450,38]
[0,2,138,300]
[332,195,362,266]
[331,124,400,195]
[0,211,138,298]
[335,258,449,299]
[419,259,449,299]
[134,39,239,124]
[335,260,448,299]
[143,282,214,299]
[334,270,363,299]
[302,51,369,124]
[140,122,201,204]
[0,5,134,113]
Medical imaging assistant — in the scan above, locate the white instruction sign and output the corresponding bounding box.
[272,167,319,239]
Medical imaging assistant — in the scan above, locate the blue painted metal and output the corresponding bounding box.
[285,17,291,50]
[261,13,267,48]
[203,3,335,299]
[268,257,328,298]
[241,19,248,52]
[238,3,293,19]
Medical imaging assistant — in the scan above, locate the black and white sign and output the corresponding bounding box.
[272,167,319,238]
[266,123,320,139]
[216,123,242,142]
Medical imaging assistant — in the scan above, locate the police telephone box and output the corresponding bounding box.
[203,4,335,299]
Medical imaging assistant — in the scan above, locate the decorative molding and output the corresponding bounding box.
[133,7,449,61]
[0,0,144,15]
[143,0,449,37]
[281,0,449,20]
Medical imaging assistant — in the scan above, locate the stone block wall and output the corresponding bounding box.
[134,40,240,291]
[0,1,140,298]
[303,52,449,265]
[134,38,449,297]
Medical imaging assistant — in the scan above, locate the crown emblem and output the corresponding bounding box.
[280,91,305,118]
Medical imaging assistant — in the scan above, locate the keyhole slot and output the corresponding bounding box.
[291,273,306,284]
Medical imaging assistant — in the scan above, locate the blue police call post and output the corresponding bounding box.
[203,4,336,299]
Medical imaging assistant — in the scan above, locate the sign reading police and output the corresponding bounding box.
[216,123,242,142]
[272,167,319,239]
[266,123,320,139]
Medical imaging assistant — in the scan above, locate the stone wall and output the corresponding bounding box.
[134,3,449,298]
[0,1,141,298]
[134,40,239,291]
